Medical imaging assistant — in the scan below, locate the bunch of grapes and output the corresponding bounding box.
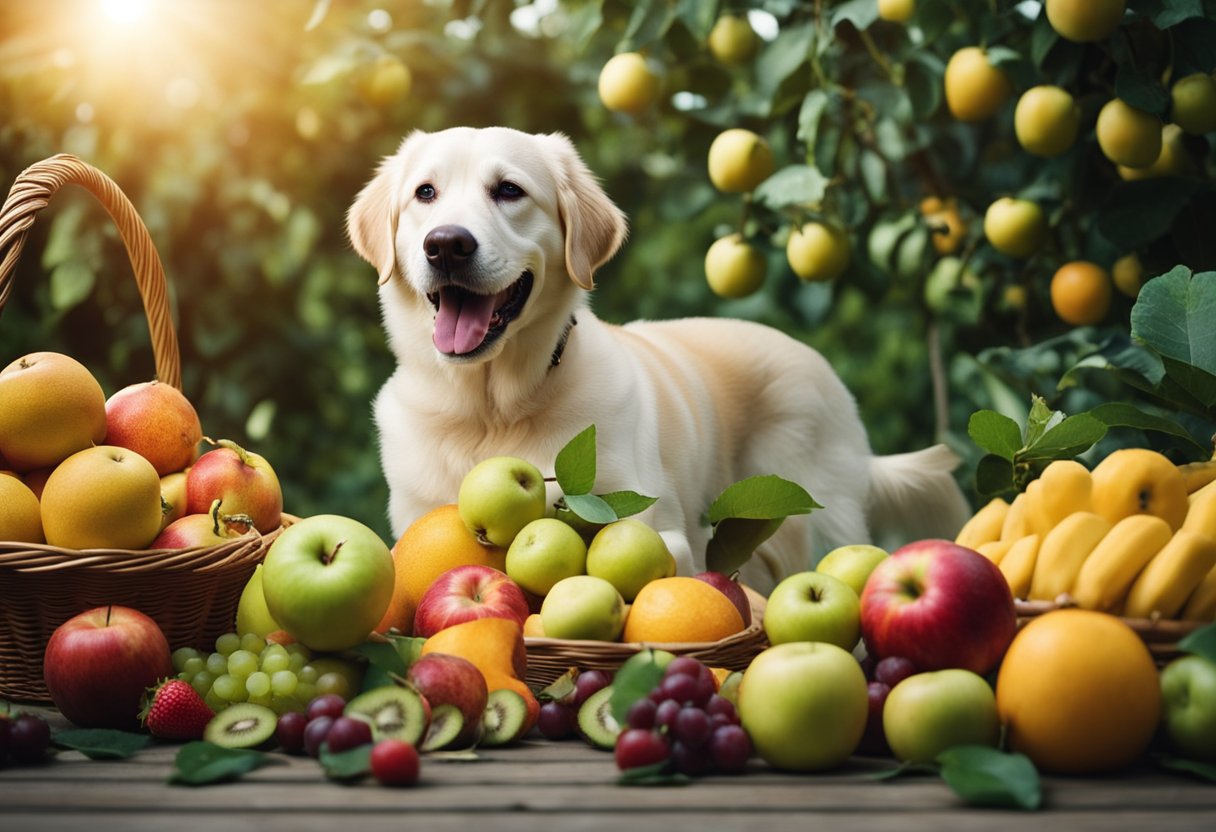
[535,668,612,740]
[170,632,336,715]
[614,656,751,777]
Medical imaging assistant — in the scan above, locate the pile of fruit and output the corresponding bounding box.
[955,449,1216,621]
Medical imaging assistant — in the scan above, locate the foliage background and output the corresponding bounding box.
[1,0,1213,541]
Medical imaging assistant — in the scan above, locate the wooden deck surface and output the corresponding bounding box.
[0,707,1213,831]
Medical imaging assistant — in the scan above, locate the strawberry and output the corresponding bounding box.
[139,679,215,741]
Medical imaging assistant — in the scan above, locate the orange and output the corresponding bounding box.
[375,504,506,635]
[622,577,745,644]
[995,609,1160,774]
[1050,261,1112,326]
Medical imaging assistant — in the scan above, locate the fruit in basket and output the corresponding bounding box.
[139,678,215,741]
[159,470,189,529]
[457,455,547,547]
[1027,511,1111,602]
[586,518,676,602]
[375,504,506,636]
[737,642,868,771]
[624,576,746,644]
[694,570,752,627]
[995,608,1160,774]
[1026,459,1094,535]
[235,564,282,637]
[186,439,283,534]
[1070,514,1172,611]
[764,571,860,650]
[150,498,254,549]
[0,351,107,473]
[505,517,588,596]
[882,669,999,763]
[954,497,1009,550]
[104,381,203,477]
[0,475,44,543]
[405,653,488,747]
[43,605,174,729]
[412,564,530,638]
[261,514,394,651]
[860,539,1017,676]
[1123,529,1216,619]
[541,574,627,641]
[1090,448,1188,531]
[39,445,164,550]
[203,702,278,749]
[815,544,889,598]
[1159,654,1216,761]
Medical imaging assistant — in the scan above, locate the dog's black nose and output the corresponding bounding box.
[424,225,478,273]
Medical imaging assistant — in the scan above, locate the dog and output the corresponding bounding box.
[347,126,971,595]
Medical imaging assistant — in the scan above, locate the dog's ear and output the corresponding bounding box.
[348,134,419,285]
[549,133,627,290]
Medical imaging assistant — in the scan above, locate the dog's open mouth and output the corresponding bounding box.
[427,272,533,356]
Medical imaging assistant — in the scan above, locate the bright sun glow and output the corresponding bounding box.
[99,0,153,26]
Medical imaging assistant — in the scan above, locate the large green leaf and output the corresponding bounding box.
[706,517,783,575]
[52,729,151,760]
[706,475,818,524]
[967,410,1023,461]
[1132,268,1216,406]
[555,424,597,496]
[936,746,1041,811]
[1088,402,1209,456]
[1022,414,1107,460]
[169,742,269,786]
[1097,180,1202,250]
[754,164,829,211]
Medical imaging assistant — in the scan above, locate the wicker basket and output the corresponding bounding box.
[1015,598,1202,663]
[0,154,282,704]
[524,585,769,689]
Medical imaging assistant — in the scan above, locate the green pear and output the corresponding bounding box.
[585,518,676,602]
[235,564,281,637]
[457,456,547,547]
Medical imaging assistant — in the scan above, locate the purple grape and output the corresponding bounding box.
[275,711,308,754]
[709,724,751,773]
[303,715,334,758]
[8,714,50,764]
[626,698,658,730]
[574,670,611,706]
[874,656,917,688]
[614,728,670,771]
[326,716,373,754]
[669,739,712,777]
[705,694,739,724]
[663,656,704,680]
[537,701,577,740]
[654,698,681,730]
[659,672,698,704]
[672,706,711,750]
[306,694,347,722]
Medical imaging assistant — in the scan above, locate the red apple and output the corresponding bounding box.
[105,381,203,477]
[694,570,752,627]
[406,653,489,746]
[186,439,283,533]
[43,605,174,729]
[412,565,530,638]
[859,539,1017,676]
[149,499,255,549]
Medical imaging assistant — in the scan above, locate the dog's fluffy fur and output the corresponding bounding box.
[348,126,970,594]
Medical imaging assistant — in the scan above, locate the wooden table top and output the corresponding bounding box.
[1,706,1213,832]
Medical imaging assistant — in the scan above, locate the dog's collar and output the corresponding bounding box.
[550,315,576,369]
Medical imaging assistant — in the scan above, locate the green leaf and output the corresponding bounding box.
[797,90,831,148]
[1114,62,1170,116]
[859,149,886,203]
[865,760,939,781]
[1147,0,1205,29]
[618,0,676,52]
[1178,623,1216,664]
[936,746,1042,811]
[610,651,667,726]
[598,490,659,519]
[1152,753,1216,783]
[706,517,783,574]
[563,492,618,525]
[1098,180,1202,250]
[967,410,1023,461]
[555,424,597,496]
[348,641,407,680]
[756,20,813,99]
[52,729,151,760]
[1132,268,1216,375]
[675,0,718,41]
[320,743,372,782]
[50,261,95,311]
[537,668,578,703]
[1087,402,1209,456]
[169,741,269,786]
[1024,395,1057,449]
[705,475,819,524]
[1023,414,1107,460]
[831,0,880,31]
[618,761,691,786]
[975,454,1016,498]
[754,164,829,211]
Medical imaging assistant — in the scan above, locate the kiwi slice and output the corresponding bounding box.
[480,689,530,747]
[576,685,620,750]
[345,686,429,745]
[420,703,468,752]
[203,703,277,749]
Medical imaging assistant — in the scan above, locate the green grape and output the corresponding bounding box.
[269,696,299,715]
[176,670,190,682]
[295,681,317,704]
[316,672,352,699]
[172,647,202,672]
[261,652,289,675]
[183,656,207,676]
[298,665,318,684]
[270,670,298,697]
[191,671,216,697]
[245,671,271,698]
[284,643,311,660]
[206,652,228,676]
[239,632,266,654]
[212,673,244,702]
[215,632,241,656]
[287,652,307,672]
[204,689,226,712]
[248,692,273,708]
[261,642,288,660]
[227,649,259,678]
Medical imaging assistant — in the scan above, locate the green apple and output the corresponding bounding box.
[235,564,281,637]
[585,518,676,602]
[457,456,547,547]
[883,669,1000,763]
[539,575,626,641]
[1160,654,1216,761]
[505,517,588,596]
[816,544,889,597]
[763,571,861,651]
[261,514,394,652]
[737,642,869,771]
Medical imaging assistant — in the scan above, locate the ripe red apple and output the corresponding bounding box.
[412,565,530,638]
[406,653,489,746]
[694,570,752,627]
[859,539,1017,676]
[43,605,174,729]
[186,439,283,533]
[105,381,203,477]
[149,499,255,549]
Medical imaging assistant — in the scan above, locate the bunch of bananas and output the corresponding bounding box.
[956,449,1216,621]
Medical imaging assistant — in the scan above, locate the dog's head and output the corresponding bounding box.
[347,127,626,364]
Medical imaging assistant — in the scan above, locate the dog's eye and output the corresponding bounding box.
[415,184,436,202]
[493,181,526,201]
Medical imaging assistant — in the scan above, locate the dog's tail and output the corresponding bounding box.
[867,444,973,550]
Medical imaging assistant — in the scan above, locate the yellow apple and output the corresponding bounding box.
[705,234,766,298]
[1097,99,1163,169]
[983,197,1047,259]
[707,128,775,193]
[1045,0,1126,43]
[944,47,1012,121]
[1015,86,1081,157]
[598,53,661,115]
[787,222,851,282]
[707,15,757,66]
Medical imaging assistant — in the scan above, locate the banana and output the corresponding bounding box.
[1180,563,1216,621]
[1035,459,1094,530]
[1071,514,1173,611]
[1180,459,1216,494]
[1184,486,1216,538]
[1022,479,1049,538]
[1123,529,1216,619]
[977,538,1016,566]
[956,497,1010,550]
[1000,493,1030,542]
[998,534,1040,600]
[1090,448,1189,531]
[1027,511,1112,603]
[1189,477,1216,507]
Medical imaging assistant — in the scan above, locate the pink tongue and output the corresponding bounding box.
[433,288,497,354]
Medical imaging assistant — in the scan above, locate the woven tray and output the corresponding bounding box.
[524,585,769,688]
[0,154,281,703]
[1015,598,1203,663]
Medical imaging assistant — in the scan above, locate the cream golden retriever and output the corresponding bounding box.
[347,126,970,594]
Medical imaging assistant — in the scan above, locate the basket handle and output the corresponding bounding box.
[0,153,181,389]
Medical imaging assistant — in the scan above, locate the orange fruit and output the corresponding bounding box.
[623,577,745,643]
[995,609,1160,774]
[1050,261,1112,326]
[375,504,506,635]
[420,617,538,731]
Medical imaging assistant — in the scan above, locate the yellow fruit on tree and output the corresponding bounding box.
[786,222,850,282]
[707,128,775,193]
[1097,99,1163,169]
[1112,252,1144,298]
[1071,514,1173,611]
[996,608,1160,774]
[40,446,164,550]
[1050,261,1113,326]
[1090,447,1189,531]
[1118,124,1192,181]
[877,0,916,23]
[984,197,1047,259]
[944,47,1013,121]
[359,56,411,107]
[919,196,966,255]
[707,14,757,66]
[598,53,661,115]
[1170,72,1216,136]
[0,475,43,544]
[705,234,766,299]
[0,352,107,473]
[1044,0,1126,43]
[1014,85,1081,157]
